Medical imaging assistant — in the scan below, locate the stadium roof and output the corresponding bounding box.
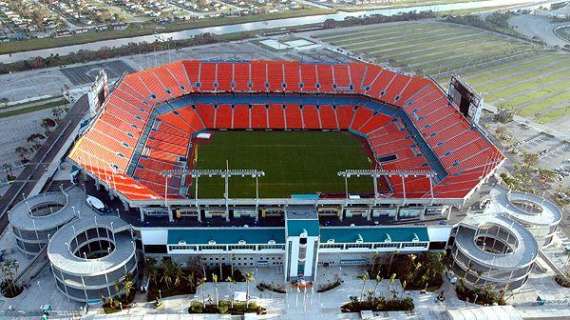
[68,60,504,202]
[320,226,429,243]
[168,228,285,245]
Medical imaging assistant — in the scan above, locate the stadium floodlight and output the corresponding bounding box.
[161,168,265,208]
[337,169,436,200]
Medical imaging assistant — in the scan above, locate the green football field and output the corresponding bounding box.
[191,131,373,198]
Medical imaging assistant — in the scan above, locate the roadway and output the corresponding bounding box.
[0,95,89,235]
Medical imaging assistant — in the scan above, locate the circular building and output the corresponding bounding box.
[449,214,538,290]
[495,189,561,247]
[47,215,137,302]
[8,188,80,255]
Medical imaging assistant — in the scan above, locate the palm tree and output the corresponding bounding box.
[389,273,397,298]
[226,276,235,308]
[360,272,369,301]
[146,258,158,284]
[212,273,219,305]
[161,260,179,289]
[388,250,400,274]
[373,273,383,298]
[201,276,208,305]
[245,271,255,309]
[185,271,195,292]
[174,266,184,288]
[123,275,135,301]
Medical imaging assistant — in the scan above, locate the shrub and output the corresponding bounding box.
[257,282,286,293]
[0,279,23,298]
[368,253,445,291]
[341,296,414,312]
[188,300,266,315]
[317,279,342,293]
[455,280,506,305]
[190,301,204,313]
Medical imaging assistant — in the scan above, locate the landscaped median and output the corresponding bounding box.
[188,300,267,315]
[341,296,414,313]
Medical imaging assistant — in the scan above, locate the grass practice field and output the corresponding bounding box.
[192,131,373,198]
[313,21,570,127]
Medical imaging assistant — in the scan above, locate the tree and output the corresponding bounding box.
[123,273,135,299]
[0,259,21,297]
[360,272,369,301]
[373,273,383,298]
[15,146,29,161]
[185,271,196,292]
[389,273,397,298]
[146,257,158,284]
[212,273,219,305]
[51,107,65,122]
[494,103,515,123]
[41,118,56,133]
[245,271,255,308]
[160,259,180,289]
[522,152,539,171]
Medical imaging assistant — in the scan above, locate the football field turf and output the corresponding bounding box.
[192,131,373,198]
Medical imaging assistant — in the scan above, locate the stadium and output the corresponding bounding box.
[9,60,512,302]
[69,60,504,203]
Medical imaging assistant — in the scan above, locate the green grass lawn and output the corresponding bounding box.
[0,96,67,118]
[192,131,373,198]
[315,21,570,125]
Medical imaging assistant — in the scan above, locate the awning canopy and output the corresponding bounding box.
[86,195,105,210]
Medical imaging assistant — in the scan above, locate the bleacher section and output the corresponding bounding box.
[68,60,504,201]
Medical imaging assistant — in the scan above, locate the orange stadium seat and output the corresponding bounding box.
[302,105,320,129]
[196,104,215,128]
[285,104,302,129]
[215,104,232,129]
[268,104,286,129]
[318,105,337,129]
[316,64,334,93]
[300,64,318,92]
[233,63,250,92]
[283,62,300,92]
[199,62,216,92]
[216,63,233,92]
[251,105,268,129]
[350,106,374,131]
[233,104,250,129]
[335,105,355,129]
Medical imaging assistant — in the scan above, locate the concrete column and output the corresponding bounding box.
[168,206,174,222]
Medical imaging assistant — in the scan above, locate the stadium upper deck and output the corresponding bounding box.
[68,60,504,203]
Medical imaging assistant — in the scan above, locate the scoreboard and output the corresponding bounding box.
[448,74,482,125]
